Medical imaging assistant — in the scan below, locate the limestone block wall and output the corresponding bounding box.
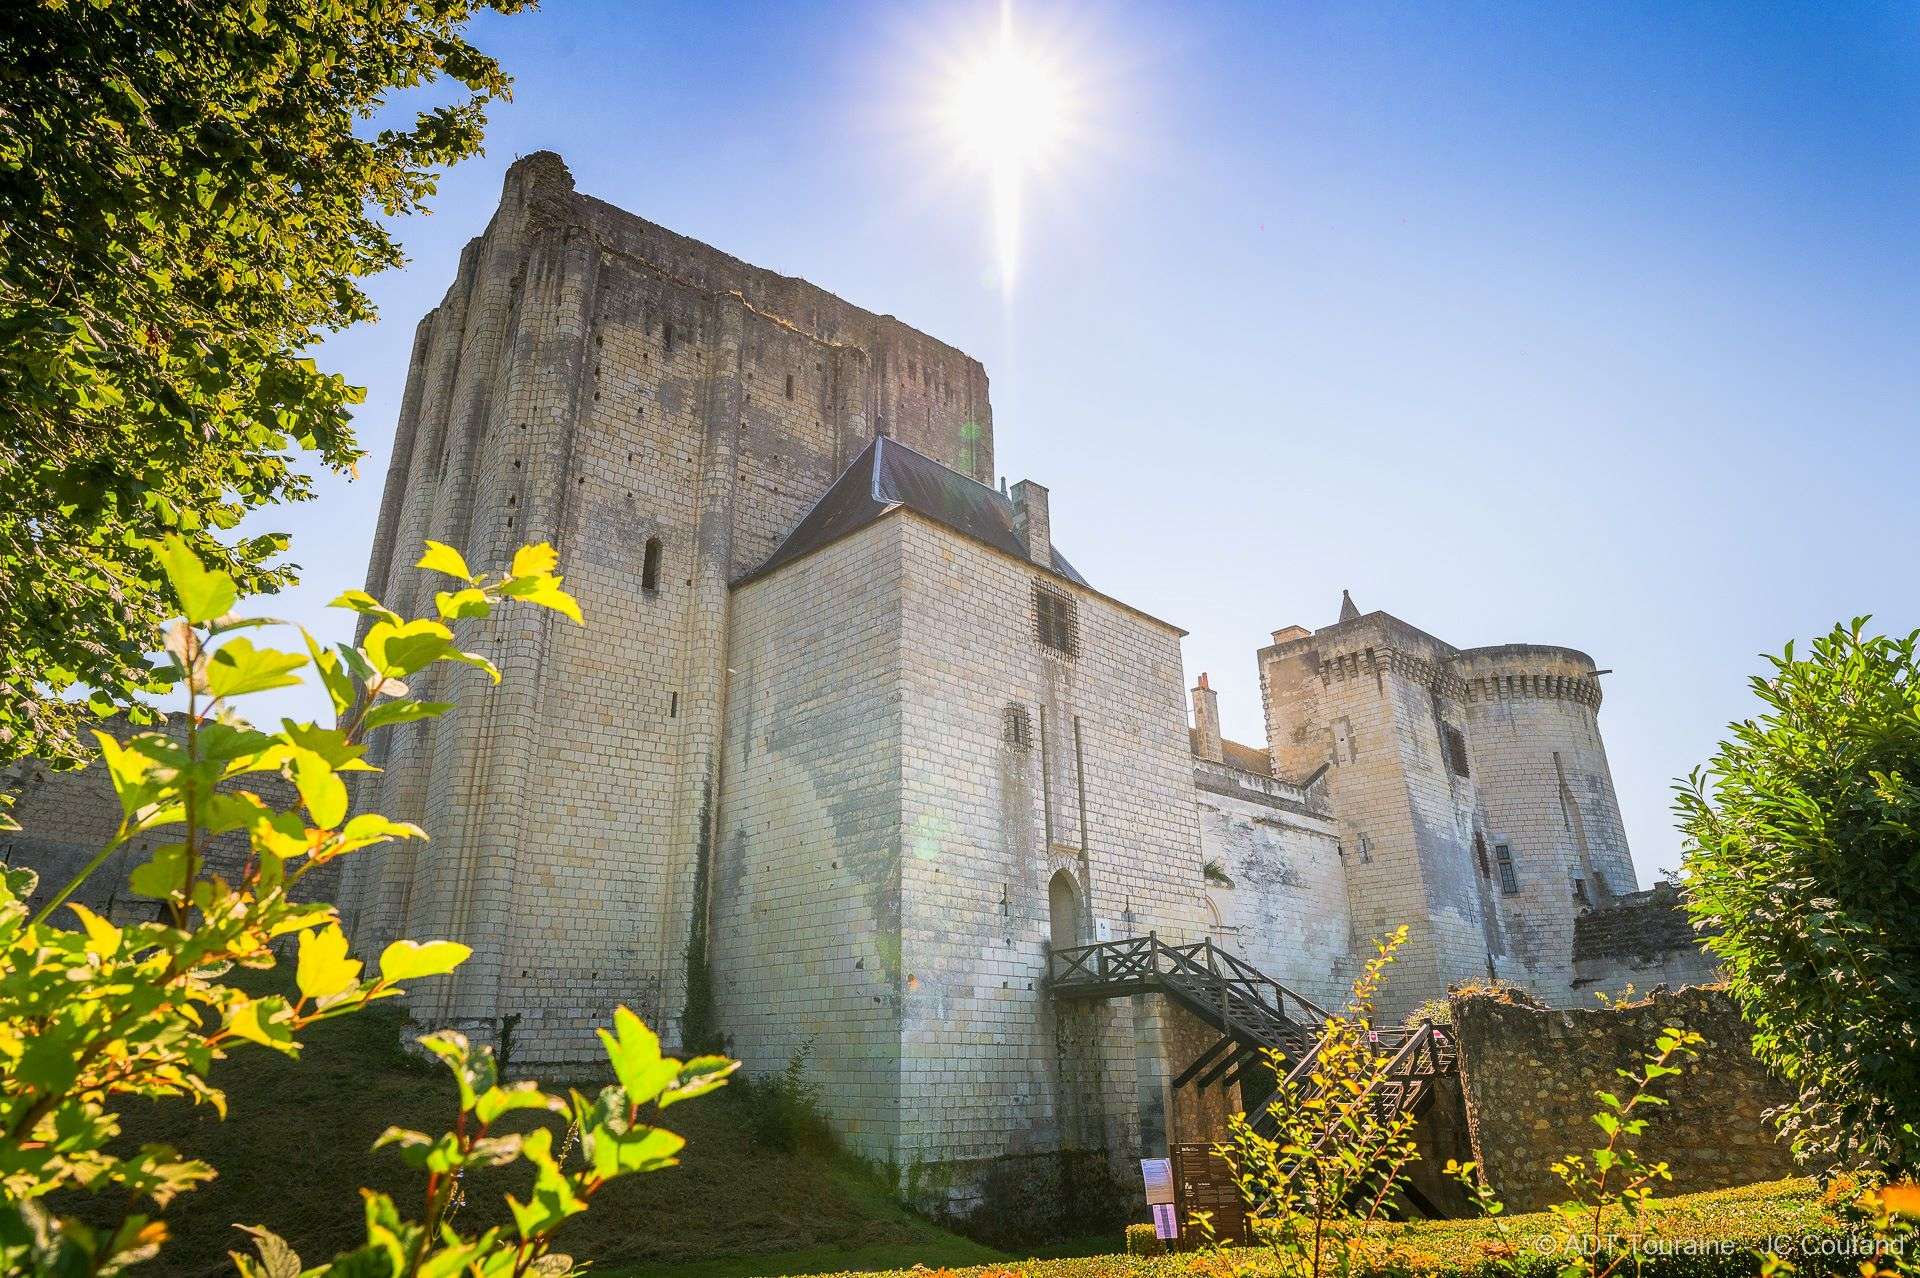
[891,512,1208,1210]
[1193,761,1353,1010]
[4,717,327,925]
[1451,986,1795,1211]
[338,151,994,1063]
[1457,646,1637,1003]
[1571,884,1720,998]
[712,519,906,1161]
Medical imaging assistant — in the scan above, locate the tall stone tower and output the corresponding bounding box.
[339,153,994,1065]
[1258,600,1635,1012]
[1260,610,1503,1012]
[1454,645,1635,994]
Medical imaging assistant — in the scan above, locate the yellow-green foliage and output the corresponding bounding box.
[0,537,735,1276]
[1207,926,1420,1278]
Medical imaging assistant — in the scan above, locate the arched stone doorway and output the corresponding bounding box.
[1049,869,1083,954]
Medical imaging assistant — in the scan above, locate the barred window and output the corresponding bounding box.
[1442,724,1471,777]
[1033,584,1077,656]
[1004,703,1032,749]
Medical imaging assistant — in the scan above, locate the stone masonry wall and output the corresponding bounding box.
[1457,645,1637,1004]
[1451,985,1795,1212]
[711,517,906,1163]
[1259,615,1501,1016]
[892,511,1208,1215]
[1572,884,1720,998]
[339,151,994,1064]
[1194,760,1353,1011]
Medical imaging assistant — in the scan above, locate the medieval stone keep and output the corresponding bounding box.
[321,152,1665,1213]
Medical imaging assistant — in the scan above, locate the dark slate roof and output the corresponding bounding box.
[737,436,1090,588]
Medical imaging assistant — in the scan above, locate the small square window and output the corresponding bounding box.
[1033,584,1077,656]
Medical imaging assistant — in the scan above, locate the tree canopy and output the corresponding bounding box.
[1677,619,1920,1172]
[0,0,525,765]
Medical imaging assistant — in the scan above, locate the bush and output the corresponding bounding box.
[0,537,735,1275]
[1676,619,1920,1173]
[734,1038,835,1154]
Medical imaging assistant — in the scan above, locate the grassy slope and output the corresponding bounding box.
[84,998,1005,1278]
[79,991,1819,1278]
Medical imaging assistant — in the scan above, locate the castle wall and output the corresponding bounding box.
[1193,762,1353,1011]
[1456,646,1637,1003]
[712,518,906,1161]
[890,512,1207,1214]
[1571,883,1718,998]
[1259,617,1502,1015]
[339,153,995,1061]
[1452,986,1792,1211]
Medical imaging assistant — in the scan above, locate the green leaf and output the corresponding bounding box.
[597,1006,679,1106]
[476,1081,564,1126]
[293,752,348,829]
[435,587,492,620]
[334,813,426,855]
[226,996,298,1055]
[362,618,455,678]
[361,700,452,731]
[588,1122,685,1177]
[297,924,363,1001]
[304,628,356,717]
[505,1127,586,1240]
[502,573,584,624]
[153,535,237,623]
[128,845,188,900]
[330,589,402,626]
[206,637,307,698]
[380,938,472,982]
[417,540,474,582]
[658,1054,739,1108]
[231,1225,302,1278]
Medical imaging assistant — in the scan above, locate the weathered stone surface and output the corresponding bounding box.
[1451,985,1796,1211]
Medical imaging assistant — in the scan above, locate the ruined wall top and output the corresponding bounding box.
[476,151,995,482]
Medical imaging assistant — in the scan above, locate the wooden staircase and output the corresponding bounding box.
[1049,935,1461,1219]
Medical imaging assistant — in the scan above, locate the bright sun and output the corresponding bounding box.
[938,3,1078,295]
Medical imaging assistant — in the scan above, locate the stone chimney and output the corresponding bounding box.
[1010,479,1051,567]
[1191,673,1224,764]
[1270,625,1312,647]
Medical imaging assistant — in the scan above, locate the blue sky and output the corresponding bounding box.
[267,1,1919,882]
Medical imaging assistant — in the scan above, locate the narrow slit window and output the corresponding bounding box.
[1494,844,1519,895]
[785,372,795,400]
[642,537,663,592]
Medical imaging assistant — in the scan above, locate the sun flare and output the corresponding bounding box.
[938,3,1079,295]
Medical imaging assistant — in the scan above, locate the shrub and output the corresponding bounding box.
[1207,926,1421,1276]
[736,1038,835,1154]
[1676,619,1920,1173]
[0,536,735,1274]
